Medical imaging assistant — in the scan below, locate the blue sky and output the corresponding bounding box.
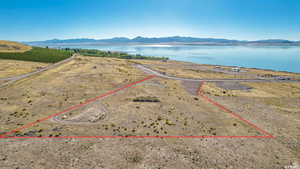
[1,0,300,41]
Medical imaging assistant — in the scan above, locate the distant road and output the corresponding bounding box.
[135,64,300,82]
[0,54,76,88]
[1,56,299,90]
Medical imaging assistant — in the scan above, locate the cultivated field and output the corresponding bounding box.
[0,47,73,63]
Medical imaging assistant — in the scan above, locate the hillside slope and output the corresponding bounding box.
[0,40,32,53]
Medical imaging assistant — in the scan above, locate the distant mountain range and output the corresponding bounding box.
[25,36,300,46]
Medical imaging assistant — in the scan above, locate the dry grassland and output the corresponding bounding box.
[0,41,32,53]
[0,60,48,78]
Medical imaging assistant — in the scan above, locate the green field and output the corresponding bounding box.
[0,47,73,63]
[0,46,166,63]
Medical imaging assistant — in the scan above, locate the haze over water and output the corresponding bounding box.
[55,45,300,73]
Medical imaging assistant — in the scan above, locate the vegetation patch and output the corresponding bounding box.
[132,96,160,102]
[0,47,73,63]
[68,48,168,60]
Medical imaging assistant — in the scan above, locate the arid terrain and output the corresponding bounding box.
[0,54,300,169]
[0,60,48,79]
[0,41,32,53]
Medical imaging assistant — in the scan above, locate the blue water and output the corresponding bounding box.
[55,45,300,73]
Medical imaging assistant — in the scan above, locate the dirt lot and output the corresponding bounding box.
[0,56,299,169]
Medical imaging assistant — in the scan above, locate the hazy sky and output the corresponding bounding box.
[1,0,300,41]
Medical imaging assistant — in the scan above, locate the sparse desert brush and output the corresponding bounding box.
[124,151,143,163]
[165,119,175,125]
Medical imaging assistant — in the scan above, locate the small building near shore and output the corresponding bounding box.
[231,67,240,72]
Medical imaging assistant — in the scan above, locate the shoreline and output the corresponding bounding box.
[3,44,300,76]
[37,45,300,75]
[26,42,300,47]
[148,57,300,76]
[172,59,300,75]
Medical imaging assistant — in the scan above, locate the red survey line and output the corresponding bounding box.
[0,75,156,138]
[197,81,274,138]
[1,135,273,139]
[0,76,274,139]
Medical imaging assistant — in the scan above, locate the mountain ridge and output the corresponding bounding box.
[24,36,300,46]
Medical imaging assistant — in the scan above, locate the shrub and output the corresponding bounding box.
[132,96,160,102]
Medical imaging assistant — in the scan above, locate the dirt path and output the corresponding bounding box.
[0,54,76,88]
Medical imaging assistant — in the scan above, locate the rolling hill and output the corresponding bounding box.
[0,40,32,53]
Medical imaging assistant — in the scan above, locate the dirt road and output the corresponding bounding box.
[135,64,300,82]
[0,54,76,88]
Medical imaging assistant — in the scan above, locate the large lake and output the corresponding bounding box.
[55,45,300,73]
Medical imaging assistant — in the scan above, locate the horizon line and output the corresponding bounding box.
[23,36,300,42]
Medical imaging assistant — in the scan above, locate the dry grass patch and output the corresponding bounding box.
[245,68,300,78]
[202,82,300,98]
[0,60,49,78]
[0,40,31,53]
[244,82,300,97]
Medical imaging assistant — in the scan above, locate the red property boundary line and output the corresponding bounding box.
[0,77,274,139]
[197,81,274,139]
[0,75,155,138]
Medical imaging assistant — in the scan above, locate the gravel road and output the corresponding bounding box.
[0,54,76,88]
[135,64,300,82]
